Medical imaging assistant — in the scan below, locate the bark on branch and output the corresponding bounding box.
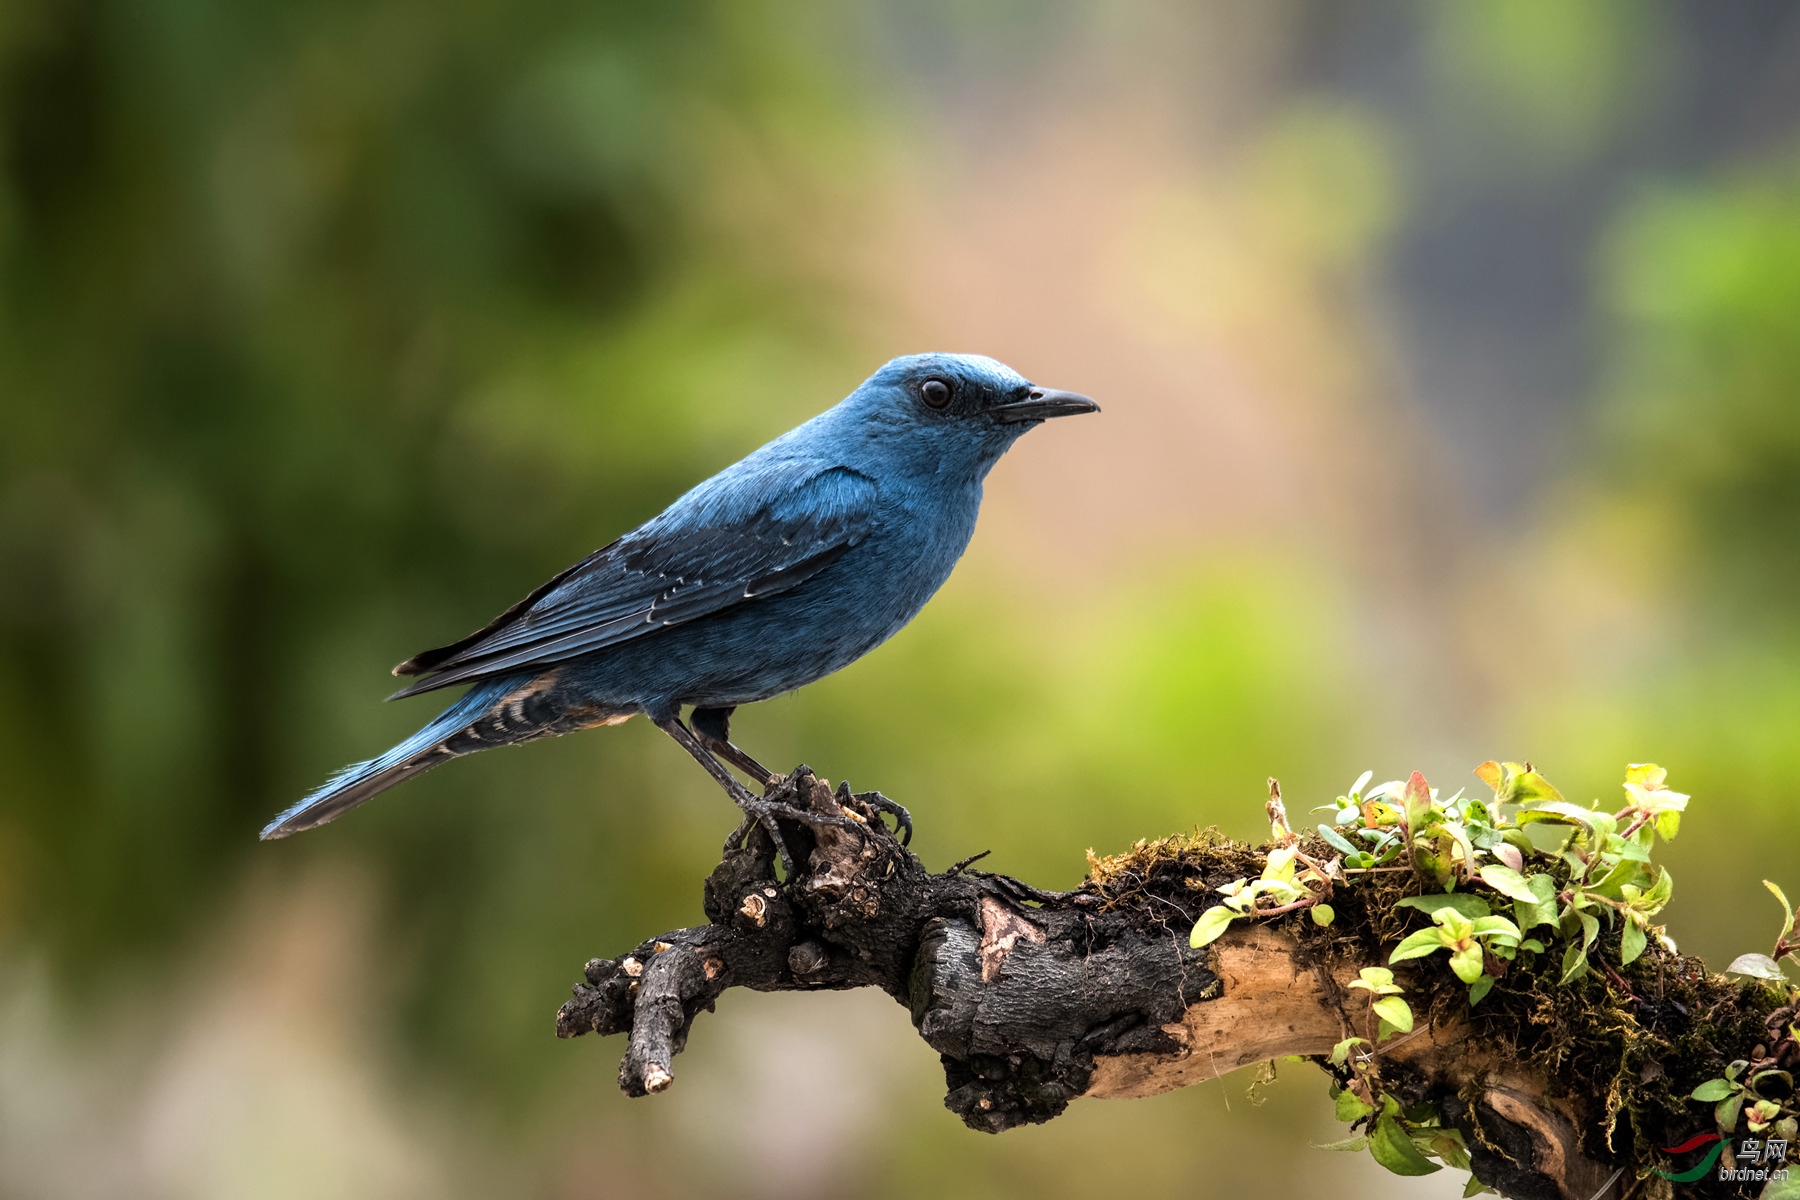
[555,769,1793,1200]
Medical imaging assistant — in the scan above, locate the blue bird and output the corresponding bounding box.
[261,353,1098,857]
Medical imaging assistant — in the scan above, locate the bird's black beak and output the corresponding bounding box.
[990,387,1102,423]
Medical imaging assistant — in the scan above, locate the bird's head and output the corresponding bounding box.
[829,352,1100,483]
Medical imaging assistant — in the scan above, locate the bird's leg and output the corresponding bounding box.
[689,708,914,847]
[689,706,777,789]
[689,706,775,852]
[653,715,862,876]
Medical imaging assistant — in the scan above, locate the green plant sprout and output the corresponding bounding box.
[1687,880,1800,1149]
[1322,968,1471,1183]
[1725,880,1798,984]
[1189,783,1335,949]
[1321,968,1476,1188]
[1328,967,1414,1073]
[1389,906,1522,1004]
[1691,1061,1798,1143]
[1187,759,1799,1190]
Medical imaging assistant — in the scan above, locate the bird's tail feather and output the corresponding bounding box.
[260,680,512,840]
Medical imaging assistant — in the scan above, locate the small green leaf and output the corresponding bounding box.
[1329,1036,1369,1066]
[1477,864,1539,903]
[1636,867,1674,916]
[1396,893,1491,920]
[1477,761,1564,804]
[1413,846,1454,890]
[1189,905,1237,949]
[1468,974,1495,1005]
[1513,873,1559,932]
[1620,920,1647,966]
[1262,846,1298,883]
[1335,1089,1375,1122]
[1372,995,1414,1033]
[1449,945,1485,984]
[1438,820,1478,876]
[1520,938,1544,953]
[1516,800,1599,829]
[1314,1134,1369,1153]
[1312,904,1335,926]
[1587,856,1643,900]
[1431,1130,1472,1172]
[1726,953,1789,980]
[1507,768,1563,804]
[1391,929,1447,963]
[1463,1176,1491,1198]
[1691,1078,1734,1102]
[1369,1114,1442,1176]
[1318,824,1358,854]
[1469,914,1523,941]
[1560,943,1588,983]
[1718,1093,1746,1132]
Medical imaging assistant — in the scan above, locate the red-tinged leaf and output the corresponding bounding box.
[1404,772,1433,829]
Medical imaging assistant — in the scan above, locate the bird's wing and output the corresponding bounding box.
[388,462,879,697]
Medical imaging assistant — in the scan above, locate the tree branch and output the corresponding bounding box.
[555,769,1794,1200]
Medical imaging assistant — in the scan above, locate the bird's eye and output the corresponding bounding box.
[921,378,952,409]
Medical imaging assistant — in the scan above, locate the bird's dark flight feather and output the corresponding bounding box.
[388,464,879,699]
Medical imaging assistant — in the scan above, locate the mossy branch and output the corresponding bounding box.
[555,768,1797,1200]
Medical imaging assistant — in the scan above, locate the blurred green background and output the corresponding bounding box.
[3,2,1799,1196]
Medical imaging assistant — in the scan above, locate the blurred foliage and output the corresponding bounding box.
[1600,162,1800,603]
[1422,0,1650,174]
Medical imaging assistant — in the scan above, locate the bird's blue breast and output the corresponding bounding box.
[556,478,983,714]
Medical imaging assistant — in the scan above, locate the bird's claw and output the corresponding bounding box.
[853,789,913,845]
[722,786,868,877]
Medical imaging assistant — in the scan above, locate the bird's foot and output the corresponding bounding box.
[849,788,912,846]
[721,778,867,877]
